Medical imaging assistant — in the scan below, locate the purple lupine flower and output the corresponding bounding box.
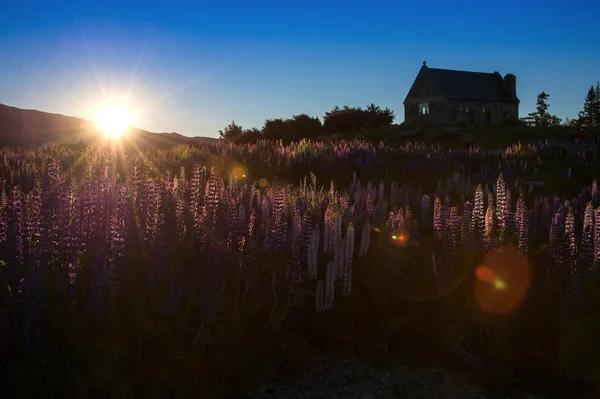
[324,261,336,311]
[594,208,600,272]
[566,208,582,307]
[516,194,529,255]
[448,206,459,250]
[341,223,355,296]
[484,198,495,251]
[433,196,443,243]
[532,197,541,234]
[495,173,506,238]
[541,197,551,239]
[87,168,112,317]
[549,207,568,302]
[580,203,594,284]
[190,164,206,220]
[307,224,320,279]
[205,166,225,234]
[472,185,485,247]
[22,174,44,349]
[107,184,127,297]
[462,201,474,252]
[504,185,513,242]
[226,195,239,250]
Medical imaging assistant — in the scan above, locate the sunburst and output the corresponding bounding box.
[94,104,132,137]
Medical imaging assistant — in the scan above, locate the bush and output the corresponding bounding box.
[503,116,522,126]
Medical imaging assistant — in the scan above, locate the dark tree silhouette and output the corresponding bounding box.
[237,127,263,144]
[218,121,244,141]
[323,104,394,137]
[262,114,323,144]
[219,103,394,144]
[578,83,600,126]
[528,92,561,127]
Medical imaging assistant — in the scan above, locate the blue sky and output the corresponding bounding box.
[1,0,599,137]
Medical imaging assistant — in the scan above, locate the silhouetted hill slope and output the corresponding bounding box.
[0,103,218,149]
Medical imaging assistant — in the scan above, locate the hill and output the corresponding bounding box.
[0,103,218,149]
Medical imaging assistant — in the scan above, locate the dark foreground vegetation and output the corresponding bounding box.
[2,128,600,398]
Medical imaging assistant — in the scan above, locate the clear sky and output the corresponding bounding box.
[1,0,599,138]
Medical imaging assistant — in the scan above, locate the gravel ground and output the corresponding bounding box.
[245,355,544,399]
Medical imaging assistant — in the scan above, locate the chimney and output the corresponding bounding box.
[503,74,516,98]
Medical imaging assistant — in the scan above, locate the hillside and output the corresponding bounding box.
[0,103,218,149]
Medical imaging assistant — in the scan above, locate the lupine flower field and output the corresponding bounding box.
[2,137,600,397]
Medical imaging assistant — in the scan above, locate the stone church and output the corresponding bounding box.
[403,62,520,127]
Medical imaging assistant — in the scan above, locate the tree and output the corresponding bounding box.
[534,91,549,126]
[547,115,562,126]
[261,114,322,144]
[323,104,394,137]
[237,127,263,144]
[527,92,561,127]
[287,114,323,142]
[262,118,289,142]
[365,103,395,130]
[578,83,600,126]
[218,121,244,141]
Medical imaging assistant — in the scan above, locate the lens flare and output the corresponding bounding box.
[232,167,246,180]
[258,178,268,188]
[390,229,410,248]
[474,265,496,284]
[474,245,531,315]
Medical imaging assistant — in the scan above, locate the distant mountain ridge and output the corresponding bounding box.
[0,103,218,149]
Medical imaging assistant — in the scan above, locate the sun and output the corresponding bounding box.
[94,105,132,137]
